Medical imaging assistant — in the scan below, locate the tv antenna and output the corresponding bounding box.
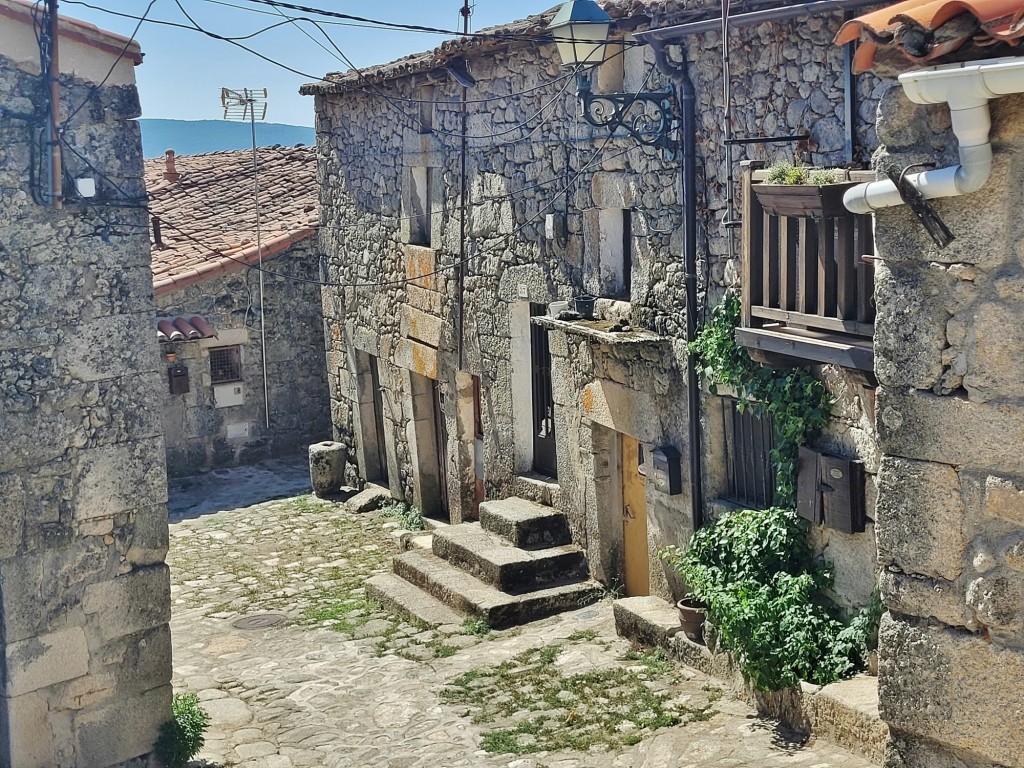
[221,87,271,429]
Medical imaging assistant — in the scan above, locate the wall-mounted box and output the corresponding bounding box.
[213,382,244,408]
[652,446,682,496]
[797,447,866,533]
[168,363,190,395]
[225,421,250,439]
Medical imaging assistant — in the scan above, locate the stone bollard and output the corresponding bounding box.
[308,441,346,497]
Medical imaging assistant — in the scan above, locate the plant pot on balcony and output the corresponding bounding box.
[752,181,858,219]
[676,597,706,644]
[573,295,596,319]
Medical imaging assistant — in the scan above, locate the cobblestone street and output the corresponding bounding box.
[168,467,876,768]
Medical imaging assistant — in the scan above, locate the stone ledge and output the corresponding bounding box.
[613,595,888,765]
[533,315,669,347]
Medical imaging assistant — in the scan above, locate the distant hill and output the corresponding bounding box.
[139,119,315,158]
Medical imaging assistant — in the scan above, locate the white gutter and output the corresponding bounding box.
[844,57,1024,214]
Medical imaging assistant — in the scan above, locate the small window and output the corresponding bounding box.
[723,398,775,509]
[418,85,434,134]
[209,346,242,384]
[407,166,432,246]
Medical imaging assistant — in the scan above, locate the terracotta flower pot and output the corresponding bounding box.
[676,597,706,644]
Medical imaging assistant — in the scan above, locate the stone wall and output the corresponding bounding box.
[309,6,882,604]
[0,49,171,768]
[869,84,1024,768]
[155,240,331,477]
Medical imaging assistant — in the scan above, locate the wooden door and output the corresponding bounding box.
[432,380,450,520]
[621,434,649,596]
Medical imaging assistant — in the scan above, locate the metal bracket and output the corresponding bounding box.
[885,162,955,249]
[576,73,676,152]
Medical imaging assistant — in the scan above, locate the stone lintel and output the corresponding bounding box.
[395,338,438,380]
[401,305,443,347]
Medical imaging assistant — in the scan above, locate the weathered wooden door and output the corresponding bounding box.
[368,355,388,483]
[530,303,558,478]
[432,380,449,519]
[621,434,649,596]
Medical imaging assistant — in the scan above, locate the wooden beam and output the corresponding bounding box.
[735,326,874,371]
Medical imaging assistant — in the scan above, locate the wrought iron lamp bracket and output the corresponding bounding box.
[576,71,676,152]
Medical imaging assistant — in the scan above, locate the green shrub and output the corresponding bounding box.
[154,692,211,768]
[380,501,424,531]
[660,507,878,691]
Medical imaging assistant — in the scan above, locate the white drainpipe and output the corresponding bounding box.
[844,57,1024,214]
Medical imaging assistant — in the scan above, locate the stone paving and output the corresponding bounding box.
[168,463,876,768]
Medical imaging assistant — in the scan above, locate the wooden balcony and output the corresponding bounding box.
[739,163,876,375]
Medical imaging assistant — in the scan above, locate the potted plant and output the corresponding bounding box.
[658,545,707,645]
[752,162,856,219]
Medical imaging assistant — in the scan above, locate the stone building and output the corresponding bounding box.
[146,146,331,477]
[839,3,1024,766]
[303,0,881,613]
[0,1,171,765]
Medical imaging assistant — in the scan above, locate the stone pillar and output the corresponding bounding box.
[0,40,171,768]
[871,87,1024,767]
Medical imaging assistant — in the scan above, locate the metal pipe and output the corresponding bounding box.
[457,0,470,370]
[249,96,270,430]
[47,0,62,208]
[679,62,704,531]
[637,0,880,42]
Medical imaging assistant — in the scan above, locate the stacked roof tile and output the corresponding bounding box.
[836,0,1024,72]
[145,145,318,296]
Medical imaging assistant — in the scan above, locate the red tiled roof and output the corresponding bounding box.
[145,146,318,297]
[836,0,1024,72]
[0,0,144,64]
[157,315,218,343]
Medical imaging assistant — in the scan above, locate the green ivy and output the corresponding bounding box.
[660,509,879,691]
[671,292,879,691]
[688,292,830,504]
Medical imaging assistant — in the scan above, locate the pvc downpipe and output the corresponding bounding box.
[844,57,1024,214]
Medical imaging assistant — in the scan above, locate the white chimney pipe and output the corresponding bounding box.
[843,57,1024,214]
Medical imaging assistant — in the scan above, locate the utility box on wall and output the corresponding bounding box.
[652,446,682,496]
[797,447,866,533]
[213,382,244,408]
[168,363,190,394]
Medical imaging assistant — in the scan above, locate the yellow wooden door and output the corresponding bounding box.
[621,434,650,596]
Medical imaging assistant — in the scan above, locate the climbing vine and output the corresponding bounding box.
[665,291,880,691]
[688,292,831,505]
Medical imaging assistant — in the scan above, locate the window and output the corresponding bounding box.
[209,346,242,384]
[722,398,774,509]
[418,85,434,134]
[597,208,631,298]
[407,166,432,246]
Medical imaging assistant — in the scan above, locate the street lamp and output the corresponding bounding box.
[548,0,675,151]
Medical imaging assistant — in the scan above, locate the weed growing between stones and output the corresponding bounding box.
[462,617,491,636]
[440,643,718,755]
[155,692,211,768]
[379,501,425,531]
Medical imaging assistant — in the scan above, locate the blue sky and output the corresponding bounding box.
[65,1,559,126]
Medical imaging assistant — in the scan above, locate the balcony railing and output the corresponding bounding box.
[737,162,876,375]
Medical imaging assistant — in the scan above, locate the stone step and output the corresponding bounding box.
[391,549,602,629]
[365,572,464,628]
[431,523,588,592]
[613,595,888,765]
[478,496,571,548]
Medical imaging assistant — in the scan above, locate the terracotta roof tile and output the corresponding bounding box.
[157,315,217,343]
[145,146,318,296]
[836,0,1024,72]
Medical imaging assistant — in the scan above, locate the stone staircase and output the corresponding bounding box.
[367,496,602,629]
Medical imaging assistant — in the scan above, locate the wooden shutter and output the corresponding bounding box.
[796,448,866,533]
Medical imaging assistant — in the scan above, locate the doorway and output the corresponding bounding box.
[409,372,448,522]
[621,433,649,596]
[530,303,557,478]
